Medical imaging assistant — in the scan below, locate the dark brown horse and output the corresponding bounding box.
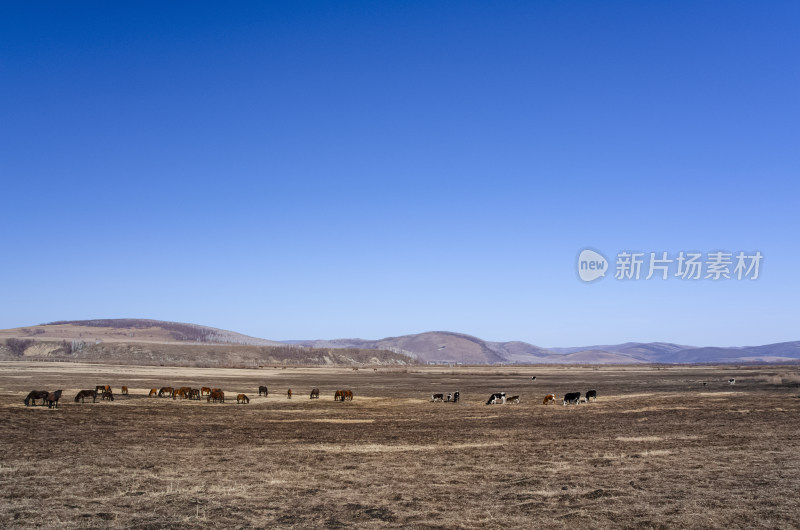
[188,388,201,400]
[121,386,129,395]
[95,385,111,395]
[24,390,50,406]
[101,390,114,401]
[74,390,97,403]
[173,386,192,400]
[47,390,63,409]
[287,389,292,399]
[344,390,353,401]
[258,385,268,396]
[334,390,345,401]
[237,394,249,404]
[207,390,224,403]
[310,388,320,399]
[201,387,212,396]
[158,387,173,397]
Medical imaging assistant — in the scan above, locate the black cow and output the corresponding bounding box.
[431,393,444,402]
[586,389,597,402]
[258,385,268,396]
[563,392,581,405]
[453,391,460,403]
[486,392,506,405]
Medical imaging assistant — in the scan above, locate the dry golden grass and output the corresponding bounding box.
[1,362,799,528]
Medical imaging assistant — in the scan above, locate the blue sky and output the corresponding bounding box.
[2,1,798,346]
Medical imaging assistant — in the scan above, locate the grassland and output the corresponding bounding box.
[1,362,799,528]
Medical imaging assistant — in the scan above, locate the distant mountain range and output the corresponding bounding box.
[0,319,798,365]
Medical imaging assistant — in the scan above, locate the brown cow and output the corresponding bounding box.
[543,394,556,405]
[237,394,249,404]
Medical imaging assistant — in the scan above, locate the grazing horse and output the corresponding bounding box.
[334,390,345,401]
[201,387,212,396]
[121,386,129,395]
[431,393,444,402]
[47,390,63,409]
[258,386,268,397]
[344,390,353,401]
[207,390,224,403]
[24,390,50,406]
[149,388,158,397]
[237,394,249,404]
[74,390,97,403]
[310,388,319,399]
[188,388,201,400]
[173,386,192,400]
[101,390,114,401]
[543,394,556,405]
[96,385,111,395]
[158,387,173,397]
[287,389,292,399]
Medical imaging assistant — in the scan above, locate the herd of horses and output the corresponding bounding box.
[24,384,351,407]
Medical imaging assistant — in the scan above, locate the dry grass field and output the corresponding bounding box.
[1,362,799,528]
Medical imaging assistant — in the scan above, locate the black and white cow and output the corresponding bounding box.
[486,392,506,405]
[531,376,537,381]
[586,389,597,402]
[431,393,444,402]
[446,393,452,402]
[728,378,736,385]
[563,392,581,405]
[452,391,460,403]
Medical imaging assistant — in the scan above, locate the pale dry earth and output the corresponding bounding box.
[1,362,799,528]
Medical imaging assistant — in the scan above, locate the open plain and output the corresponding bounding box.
[1,362,799,528]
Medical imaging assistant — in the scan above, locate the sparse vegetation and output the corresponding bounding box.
[4,338,32,356]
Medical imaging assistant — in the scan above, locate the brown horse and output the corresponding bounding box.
[258,385,268,396]
[121,386,129,395]
[95,385,111,395]
[287,389,292,399]
[201,387,212,396]
[74,390,97,403]
[101,390,114,401]
[173,386,192,400]
[188,388,201,400]
[237,394,249,404]
[334,390,344,401]
[158,387,173,397]
[149,388,158,397]
[310,388,319,399]
[344,390,353,401]
[207,390,224,403]
[24,390,50,406]
[47,390,63,409]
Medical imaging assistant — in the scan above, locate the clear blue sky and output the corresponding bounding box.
[2,1,798,347]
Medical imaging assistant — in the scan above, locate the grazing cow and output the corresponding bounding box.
[702,382,707,387]
[563,392,581,405]
[543,394,556,405]
[729,378,736,385]
[74,390,97,403]
[287,389,292,399]
[149,388,158,397]
[46,390,63,409]
[431,393,444,402]
[237,394,250,404]
[24,390,50,406]
[334,390,345,401]
[531,376,537,381]
[486,392,506,405]
[508,395,520,404]
[121,386,128,395]
[310,388,320,399]
[586,389,597,402]
[258,385,268,397]
[453,391,460,403]
[201,387,212,396]
[446,393,452,402]
[207,390,225,403]
[158,387,173,398]
[101,390,114,401]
